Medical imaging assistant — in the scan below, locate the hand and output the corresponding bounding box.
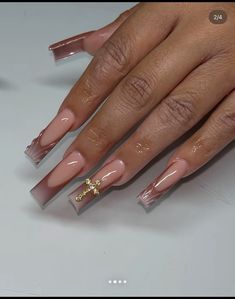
[25,3,235,213]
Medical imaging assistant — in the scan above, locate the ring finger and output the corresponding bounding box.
[138,89,235,207]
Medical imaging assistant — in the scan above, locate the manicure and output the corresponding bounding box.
[49,31,95,61]
[138,159,188,209]
[69,159,125,214]
[30,151,85,208]
[25,109,75,166]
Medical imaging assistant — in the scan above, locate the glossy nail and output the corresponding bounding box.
[49,31,94,61]
[25,109,75,166]
[69,159,125,214]
[30,151,85,208]
[138,159,188,209]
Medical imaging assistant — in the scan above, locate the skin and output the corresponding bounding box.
[55,3,235,192]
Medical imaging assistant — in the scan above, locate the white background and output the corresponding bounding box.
[0,2,235,296]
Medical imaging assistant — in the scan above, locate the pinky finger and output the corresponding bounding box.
[49,4,141,60]
[138,90,235,208]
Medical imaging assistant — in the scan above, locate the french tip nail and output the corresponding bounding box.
[30,185,48,209]
[137,192,163,210]
[68,159,126,213]
[48,31,95,61]
[30,151,85,208]
[68,181,96,214]
[69,190,102,215]
[137,159,189,209]
[52,51,75,62]
[137,194,153,209]
[68,196,81,214]
[24,129,57,166]
[48,44,56,51]
[137,195,147,209]
[25,109,75,166]
[24,149,39,167]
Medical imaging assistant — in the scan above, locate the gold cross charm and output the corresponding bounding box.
[75,178,101,202]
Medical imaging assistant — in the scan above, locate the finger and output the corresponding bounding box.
[25,3,178,165]
[30,20,216,207]
[49,3,141,60]
[59,3,179,126]
[65,25,214,173]
[138,90,235,208]
[83,4,142,55]
[68,54,235,213]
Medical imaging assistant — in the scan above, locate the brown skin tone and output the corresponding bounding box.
[57,3,235,187]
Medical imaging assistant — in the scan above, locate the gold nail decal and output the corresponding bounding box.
[75,178,101,202]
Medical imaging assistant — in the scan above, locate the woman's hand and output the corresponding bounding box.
[25,3,235,212]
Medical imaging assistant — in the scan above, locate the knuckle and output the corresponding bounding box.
[191,134,214,159]
[134,138,153,157]
[216,108,235,132]
[160,92,198,127]
[86,125,111,153]
[119,74,153,112]
[101,35,131,74]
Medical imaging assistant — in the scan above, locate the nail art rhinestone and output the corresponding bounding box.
[75,178,101,202]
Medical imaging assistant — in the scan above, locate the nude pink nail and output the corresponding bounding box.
[30,151,85,208]
[138,159,188,208]
[25,109,75,166]
[69,159,125,214]
[49,31,95,61]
